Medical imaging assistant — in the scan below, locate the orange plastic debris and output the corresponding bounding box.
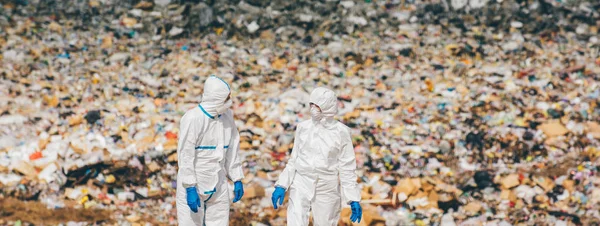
[165,131,178,140]
[29,151,43,161]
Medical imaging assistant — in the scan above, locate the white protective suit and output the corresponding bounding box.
[176,76,244,226]
[275,87,361,226]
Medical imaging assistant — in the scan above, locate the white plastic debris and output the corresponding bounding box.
[247,21,260,33]
[154,0,171,7]
[340,0,355,8]
[470,0,489,9]
[0,174,23,186]
[451,0,468,9]
[109,52,131,63]
[169,27,184,37]
[441,213,457,226]
[0,115,28,125]
[347,16,368,26]
[511,21,523,28]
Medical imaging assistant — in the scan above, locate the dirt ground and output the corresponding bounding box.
[0,198,112,225]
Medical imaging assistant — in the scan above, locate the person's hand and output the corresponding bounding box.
[233,181,244,203]
[350,201,362,223]
[186,187,201,213]
[271,186,286,209]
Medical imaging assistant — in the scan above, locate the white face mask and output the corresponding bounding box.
[217,99,233,115]
[310,105,323,121]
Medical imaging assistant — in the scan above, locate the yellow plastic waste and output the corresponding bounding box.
[271,58,287,70]
[514,118,527,127]
[392,127,403,136]
[79,196,89,204]
[425,78,434,92]
[215,27,224,35]
[106,175,116,184]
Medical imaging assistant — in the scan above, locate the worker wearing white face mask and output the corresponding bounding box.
[272,87,362,226]
[176,75,245,226]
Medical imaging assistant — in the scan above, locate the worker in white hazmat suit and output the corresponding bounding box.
[271,87,363,226]
[176,75,245,226]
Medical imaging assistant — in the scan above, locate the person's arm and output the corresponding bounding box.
[338,127,361,204]
[225,115,244,182]
[275,127,300,189]
[177,113,199,188]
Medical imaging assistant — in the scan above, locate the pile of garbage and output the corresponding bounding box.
[1,0,600,225]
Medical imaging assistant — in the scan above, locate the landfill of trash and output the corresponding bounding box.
[1,0,600,225]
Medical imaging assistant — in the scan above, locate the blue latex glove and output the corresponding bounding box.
[186,187,201,213]
[271,186,286,209]
[233,181,244,203]
[350,201,362,223]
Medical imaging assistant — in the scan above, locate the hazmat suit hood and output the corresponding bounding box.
[200,75,231,117]
[309,87,338,126]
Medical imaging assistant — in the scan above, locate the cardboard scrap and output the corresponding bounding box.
[500,189,517,202]
[38,138,50,152]
[535,194,549,203]
[122,17,137,28]
[163,139,178,151]
[167,153,178,162]
[539,122,569,137]
[14,161,37,178]
[244,183,265,199]
[240,141,252,150]
[586,122,600,139]
[274,207,287,218]
[147,161,160,173]
[341,205,385,226]
[49,22,62,33]
[428,190,439,208]
[70,140,88,155]
[101,34,113,49]
[407,191,438,210]
[394,178,421,197]
[464,202,482,214]
[361,199,393,205]
[501,174,520,189]
[437,193,455,202]
[562,179,575,193]
[436,183,463,196]
[256,170,268,179]
[534,177,555,192]
[134,1,154,10]
[421,177,435,192]
[89,0,100,7]
[344,109,361,120]
[126,214,141,223]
